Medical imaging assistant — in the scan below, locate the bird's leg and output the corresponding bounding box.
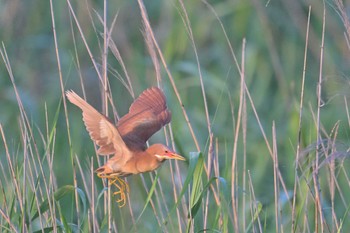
[97,173,129,207]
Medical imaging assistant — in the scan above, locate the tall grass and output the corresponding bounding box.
[1,0,350,232]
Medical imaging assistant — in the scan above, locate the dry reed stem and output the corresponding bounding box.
[272,122,280,232]
[314,1,326,231]
[292,4,311,232]
[248,170,263,233]
[50,0,83,228]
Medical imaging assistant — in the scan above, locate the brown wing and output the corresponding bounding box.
[66,90,130,158]
[117,87,171,151]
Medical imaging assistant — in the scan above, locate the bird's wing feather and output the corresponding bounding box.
[66,90,129,158]
[117,87,171,151]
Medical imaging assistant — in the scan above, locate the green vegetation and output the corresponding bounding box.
[1,0,350,232]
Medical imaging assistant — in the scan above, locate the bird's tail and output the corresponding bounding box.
[95,164,113,176]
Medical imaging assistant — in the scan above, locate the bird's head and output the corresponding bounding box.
[148,144,186,162]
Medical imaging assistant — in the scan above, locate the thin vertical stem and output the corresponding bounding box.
[315,2,326,232]
[231,38,246,233]
[101,0,112,231]
[272,122,280,233]
[292,5,311,232]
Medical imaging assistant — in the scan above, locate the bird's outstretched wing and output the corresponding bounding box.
[66,91,129,158]
[117,87,171,151]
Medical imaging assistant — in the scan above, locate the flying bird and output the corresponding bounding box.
[66,87,185,206]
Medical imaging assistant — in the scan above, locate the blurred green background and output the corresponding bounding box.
[1,0,350,231]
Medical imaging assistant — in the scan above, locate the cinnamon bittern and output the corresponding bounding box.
[66,87,185,207]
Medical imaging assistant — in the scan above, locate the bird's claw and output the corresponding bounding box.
[97,173,129,207]
[110,178,129,207]
[113,190,126,207]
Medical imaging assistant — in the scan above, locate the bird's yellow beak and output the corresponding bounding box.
[166,151,186,161]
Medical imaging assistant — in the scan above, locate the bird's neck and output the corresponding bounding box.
[134,150,163,173]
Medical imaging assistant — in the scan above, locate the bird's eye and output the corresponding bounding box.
[165,150,168,153]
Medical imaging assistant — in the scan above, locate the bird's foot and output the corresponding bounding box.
[113,190,127,207]
[109,177,129,207]
[97,173,129,207]
[108,176,130,193]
